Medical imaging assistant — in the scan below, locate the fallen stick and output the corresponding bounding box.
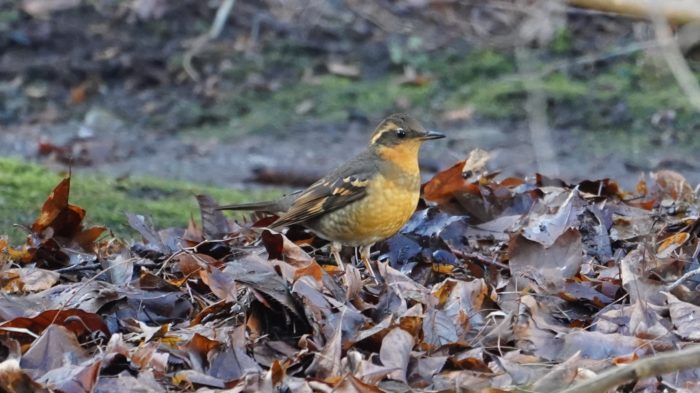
[567,0,700,24]
[558,345,700,393]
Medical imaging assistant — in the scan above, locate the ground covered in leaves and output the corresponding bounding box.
[2,154,700,392]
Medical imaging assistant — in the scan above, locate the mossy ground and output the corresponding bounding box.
[6,20,700,245]
[0,159,276,244]
[199,42,700,153]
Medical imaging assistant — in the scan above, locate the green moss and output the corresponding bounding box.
[452,71,587,119]
[551,28,573,55]
[209,74,435,134]
[0,159,277,243]
[542,73,588,98]
[460,79,526,118]
[313,76,436,119]
[0,9,20,26]
[187,32,700,143]
[426,49,515,90]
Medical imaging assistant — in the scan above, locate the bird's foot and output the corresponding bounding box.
[359,245,383,285]
[330,241,345,272]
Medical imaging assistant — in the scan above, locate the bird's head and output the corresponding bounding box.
[369,113,444,168]
[369,113,444,148]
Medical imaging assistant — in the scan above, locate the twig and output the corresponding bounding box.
[51,255,139,326]
[155,249,186,276]
[155,239,223,275]
[666,241,700,290]
[557,345,700,393]
[55,263,101,273]
[209,0,236,39]
[506,40,659,84]
[184,0,236,81]
[454,250,510,270]
[650,4,700,112]
[443,40,663,108]
[516,47,560,177]
[567,0,700,24]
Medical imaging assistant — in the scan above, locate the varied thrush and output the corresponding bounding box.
[218,113,444,279]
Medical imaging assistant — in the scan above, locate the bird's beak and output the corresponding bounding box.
[420,130,445,140]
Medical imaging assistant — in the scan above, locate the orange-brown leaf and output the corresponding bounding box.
[423,160,481,203]
[657,232,690,258]
[0,309,109,343]
[31,176,86,239]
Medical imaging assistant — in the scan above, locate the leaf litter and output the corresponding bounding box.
[1,154,700,392]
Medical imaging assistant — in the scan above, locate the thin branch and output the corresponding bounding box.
[485,40,660,89]
[184,0,237,81]
[516,47,560,177]
[558,345,700,393]
[209,0,236,39]
[567,0,700,24]
[667,267,700,290]
[650,5,700,112]
[666,241,700,290]
[453,250,510,270]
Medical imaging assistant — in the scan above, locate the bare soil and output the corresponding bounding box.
[1,1,698,191]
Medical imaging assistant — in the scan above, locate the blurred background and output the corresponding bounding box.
[2,0,700,237]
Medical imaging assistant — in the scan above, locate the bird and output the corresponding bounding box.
[218,113,444,280]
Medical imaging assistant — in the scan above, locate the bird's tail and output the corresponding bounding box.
[217,190,301,214]
[216,200,279,212]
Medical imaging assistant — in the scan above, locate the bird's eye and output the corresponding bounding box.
[396,128,406,138]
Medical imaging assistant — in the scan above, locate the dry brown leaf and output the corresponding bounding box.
[657,232,690,258]
[521,190,583,247]
[327,62,361,78]
[200,267,237,302]
[0,268,59,293]
[379,328,414,383]
[666,292,700,341]
[440,107,473,122]
[509,229,583,289]
[22,324,88,372]
[462,148,492,178]
[651,170,695,202]
[22,0,80,18]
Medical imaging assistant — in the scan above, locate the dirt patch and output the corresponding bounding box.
[3,111,696,192]
[2,1,699,192]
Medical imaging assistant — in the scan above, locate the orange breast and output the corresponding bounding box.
[310,173,420,246]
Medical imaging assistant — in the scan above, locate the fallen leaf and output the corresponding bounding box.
[461,148,491,179]
[327,62,361,78]
[0,268,59,293]
[22,0,80,18]
[509,229,583,288]
[657,232,690,258]
[440,107,473,122]
[379,328,414,383]
[196,194,230,240]
[521,189,583,247]
[666,292,700,340]
[200,267,237,302]
[224,255,300,317]
[1,309,110,343]
[21,324,88,372]
[0,357,47,392]
[651,170,694,202]
[308,321,342,379]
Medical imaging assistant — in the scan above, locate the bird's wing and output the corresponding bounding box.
[271,153,376,228]
[217,190,303,214]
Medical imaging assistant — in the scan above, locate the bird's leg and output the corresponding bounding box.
[360,244,381,283]
[330,241,345,271]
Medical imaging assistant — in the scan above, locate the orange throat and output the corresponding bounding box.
[375,141,421,175]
